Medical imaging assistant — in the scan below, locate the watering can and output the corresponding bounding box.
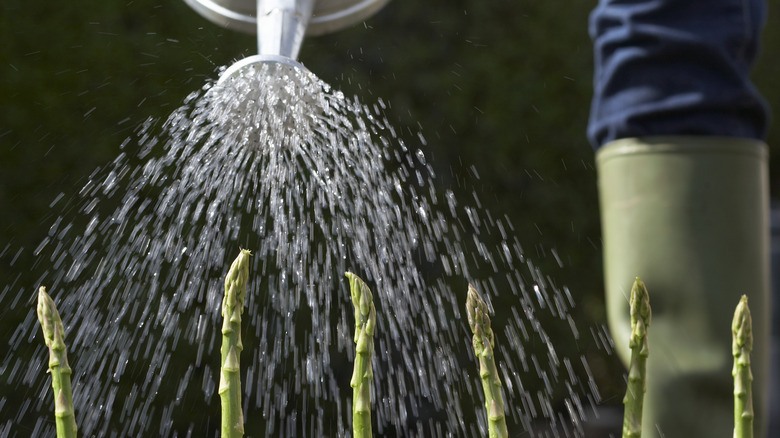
[184,0,389,76]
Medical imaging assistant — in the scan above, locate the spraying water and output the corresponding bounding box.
[0,2,609,437]
[0,59,606,438]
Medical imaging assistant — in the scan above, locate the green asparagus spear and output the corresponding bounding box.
[219,249,251,438]
[346,272,376,438]
[36,286,78,438]
[622,278,651,438]
[732,295,753,438]
[466,284,508,438]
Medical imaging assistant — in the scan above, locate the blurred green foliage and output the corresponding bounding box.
[1,0,779,434]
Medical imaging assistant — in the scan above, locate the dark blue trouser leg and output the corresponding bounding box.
[588,0,769,149]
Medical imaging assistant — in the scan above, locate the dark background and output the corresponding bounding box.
[1,0,779,435]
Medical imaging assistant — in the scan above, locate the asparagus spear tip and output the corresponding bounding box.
[37,286,78,438]
[466,284,508,438]
[346,272,376,438]
[219,249,251,438]
[732,295,754,438]
[622,277,651,438]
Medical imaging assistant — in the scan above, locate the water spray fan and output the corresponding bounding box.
[184,0,388,78]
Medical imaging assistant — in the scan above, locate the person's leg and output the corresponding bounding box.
[598,136,769,437]
[589,0,769,146]
[589,1,771,436]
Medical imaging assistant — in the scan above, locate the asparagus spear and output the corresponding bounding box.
[36,286,78,438]
[622,277,651,438]
[219,249,251,438]
[466,284,508,438]
[732,295,753,438]
[346,272,376,438]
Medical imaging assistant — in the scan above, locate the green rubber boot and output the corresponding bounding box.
[597,136,770,437]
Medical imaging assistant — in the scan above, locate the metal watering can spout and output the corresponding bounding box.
[184,0,389,78]
[256,0,313,61]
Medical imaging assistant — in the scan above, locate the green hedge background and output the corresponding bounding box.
[1,0,778,434]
